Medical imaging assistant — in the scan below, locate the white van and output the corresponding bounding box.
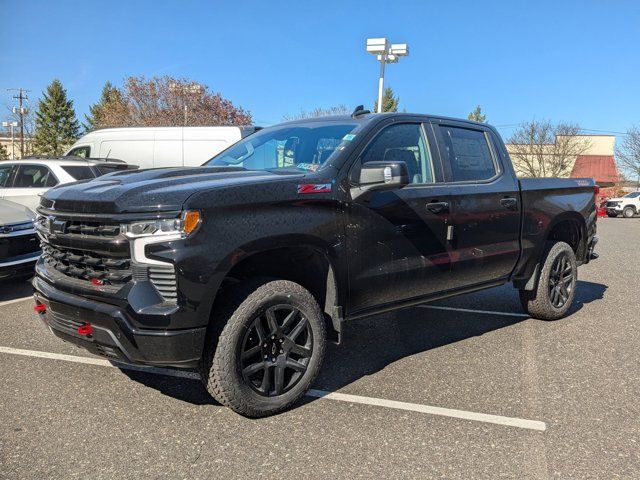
[65,126,257,169]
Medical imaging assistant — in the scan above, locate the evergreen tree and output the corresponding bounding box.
[374,87,399,113]
[84,81,124,131]
[468,105,487,123]
[33,79,80,155]
[0,142,8,160]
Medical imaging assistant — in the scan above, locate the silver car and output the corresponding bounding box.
[0,199,40,280]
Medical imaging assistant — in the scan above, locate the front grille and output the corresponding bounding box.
[38,213,179,305]
[42,244,132,284]
[606,201,619,208]
[0,233,40,258]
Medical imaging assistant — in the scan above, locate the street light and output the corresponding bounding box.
[169,82,204,126]
[2,121,19,159]
[366,38,409,113]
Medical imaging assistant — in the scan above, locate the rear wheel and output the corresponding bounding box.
[519,241,577,320]
[200,279,326,417]
[623,206,635,218]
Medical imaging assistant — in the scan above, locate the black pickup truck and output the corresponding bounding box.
[33,110,599,416]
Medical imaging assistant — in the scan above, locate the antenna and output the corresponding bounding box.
[351,105,371,118]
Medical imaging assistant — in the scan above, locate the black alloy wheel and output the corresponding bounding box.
[547,252,574,309]
[240,305,313,396]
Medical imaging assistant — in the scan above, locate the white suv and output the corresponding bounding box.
[0,157,133,212]
[605,191,640,218]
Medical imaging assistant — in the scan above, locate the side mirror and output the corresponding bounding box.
[354,161,409,198]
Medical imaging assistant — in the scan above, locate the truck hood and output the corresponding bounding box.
[41,166,291,215]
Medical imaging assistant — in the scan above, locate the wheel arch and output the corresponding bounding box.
[206,235,345,343]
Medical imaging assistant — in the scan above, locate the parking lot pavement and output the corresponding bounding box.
[1,218,638,479]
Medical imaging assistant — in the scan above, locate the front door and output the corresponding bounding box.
[346,121,453,313]
[433,121,521,288]
[4,164,58,211]
[0,164,14,201]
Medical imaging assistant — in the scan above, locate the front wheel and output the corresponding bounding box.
[607,213,618,218]
[519,241,577,320]
[200,279,327,417]
[623,207,635,218]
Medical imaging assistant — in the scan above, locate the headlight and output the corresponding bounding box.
[122,210,201,238]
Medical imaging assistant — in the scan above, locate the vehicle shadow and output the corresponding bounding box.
[118,280,607,410]
[0,277,34,302]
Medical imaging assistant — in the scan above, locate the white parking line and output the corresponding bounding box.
[0,345,546,432]
[420,305,530,317]
[0,297,33,308]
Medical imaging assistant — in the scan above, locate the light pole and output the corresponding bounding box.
[366,38,409,113]
[169,82,204,126]
[2,121,19,159]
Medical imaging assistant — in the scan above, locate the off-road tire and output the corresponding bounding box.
[623,207,635,218]
[199,278,327,417]
[519,241,577,321]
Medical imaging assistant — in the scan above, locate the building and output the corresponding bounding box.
[0,135,33,159]
[506,135,619,186]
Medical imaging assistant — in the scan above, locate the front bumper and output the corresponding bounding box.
[33,275,207,368]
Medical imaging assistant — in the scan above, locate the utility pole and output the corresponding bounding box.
[366,39,409,113]
[8,88,30,157]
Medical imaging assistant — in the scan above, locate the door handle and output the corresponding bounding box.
[426,201,449,214]
[500,197,518,210]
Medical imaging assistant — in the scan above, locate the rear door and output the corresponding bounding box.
[433,120,520,288]
[346,120,453,313]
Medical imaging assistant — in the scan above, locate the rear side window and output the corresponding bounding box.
[13,165,58,188]
[0,164,13,187]
[67,146,91,158]
[62,166,97,181]
[439,126,497,182]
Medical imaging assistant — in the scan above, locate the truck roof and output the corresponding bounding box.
[277,112,490,129]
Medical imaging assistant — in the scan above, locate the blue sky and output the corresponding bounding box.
[1,0,639,140]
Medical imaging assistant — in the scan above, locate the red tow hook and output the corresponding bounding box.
[33,303,46,314]
[77,323,93,336]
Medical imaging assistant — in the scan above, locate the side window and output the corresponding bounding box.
[67,146,91,158]
[360,123,434,184]
[0,164,13,187]
[438,126,497,182]
[13,165,58,188]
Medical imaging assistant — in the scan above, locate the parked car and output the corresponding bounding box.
[65,126,258,170]
[33,110,599,417]
[604,191,640,218]
[0,199,40,280]
[0,157,135,211]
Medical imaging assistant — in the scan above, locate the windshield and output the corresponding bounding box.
[205,122,360,172]
[624,192,640,198]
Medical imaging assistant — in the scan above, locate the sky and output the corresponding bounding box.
[1,0,640,141]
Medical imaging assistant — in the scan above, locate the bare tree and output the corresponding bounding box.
[97,76,252,128]
[282,104,350,121]
[507,120,591,177]
[616,126,640,187]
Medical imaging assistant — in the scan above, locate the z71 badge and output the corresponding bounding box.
[297,183,332,194]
